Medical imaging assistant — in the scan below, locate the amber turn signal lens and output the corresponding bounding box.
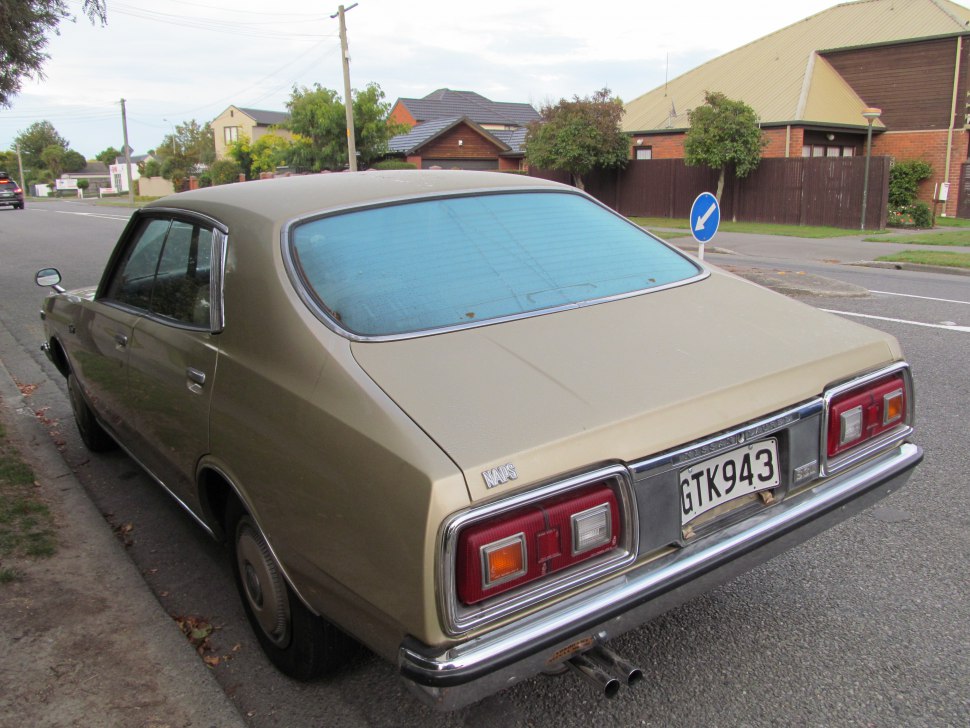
[484,537,526,585]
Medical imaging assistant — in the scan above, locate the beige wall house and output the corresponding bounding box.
[212,106,292,159]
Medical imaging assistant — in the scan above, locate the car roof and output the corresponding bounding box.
[145,170,572,225]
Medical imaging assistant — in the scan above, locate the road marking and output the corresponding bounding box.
[869,290,970,306]
[52,210,130,221]
[822,309,970,333]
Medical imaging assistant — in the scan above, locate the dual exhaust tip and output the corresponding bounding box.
[567,644,643,698]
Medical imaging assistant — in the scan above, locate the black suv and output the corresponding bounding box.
[0,173,25,210]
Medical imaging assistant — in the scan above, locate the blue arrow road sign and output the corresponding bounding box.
[690,192,720,244]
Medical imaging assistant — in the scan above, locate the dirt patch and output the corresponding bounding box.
[723,266,869,298]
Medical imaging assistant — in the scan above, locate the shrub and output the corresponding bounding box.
[888,202,933,229]
[370,159,416,170]
[911,202,933,228]
[888,160,932,208]
[209,159,242,186]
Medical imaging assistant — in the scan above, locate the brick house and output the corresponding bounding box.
[386,89,539,170]
[622,0,970,216]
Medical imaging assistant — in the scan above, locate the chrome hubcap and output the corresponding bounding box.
[236,519,290,646]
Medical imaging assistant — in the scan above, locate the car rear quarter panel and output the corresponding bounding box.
[202,210,468,658]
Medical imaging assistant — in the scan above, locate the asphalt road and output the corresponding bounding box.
[1,200,968,726]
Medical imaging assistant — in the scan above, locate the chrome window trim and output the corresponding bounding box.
[438,464,638,637]
[279,187,708,342]
[820,362,915,477]
[97,207,229,334]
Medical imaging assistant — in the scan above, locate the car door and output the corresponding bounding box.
[74,217,173,441]
[101,213,225,512]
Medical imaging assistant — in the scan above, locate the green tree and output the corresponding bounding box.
[62,149,86,172]
[524,88,629,191]
[250,133,292,176]
[40,144,65,178]
[0,1,106,107]
[684,91,766,202]
[353,83,408,168]
[13,120,68,167]
[143,159,162,177]
[96,146,121,165]
[286,84,346,171]
[225,136,254,179]
[156,119,215,186]
[285,82,403,171]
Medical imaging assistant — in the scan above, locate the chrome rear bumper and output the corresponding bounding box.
[399,442,922,710]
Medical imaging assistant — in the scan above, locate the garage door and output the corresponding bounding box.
[421,159,499,171]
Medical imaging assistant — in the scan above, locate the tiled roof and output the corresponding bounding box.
[396,89,540,127]
[490,128,529,154]
[623,0,970,133]
[237,107,290,126]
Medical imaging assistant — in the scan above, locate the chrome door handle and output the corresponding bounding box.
[186,367,206,394]
[114,333,128,349]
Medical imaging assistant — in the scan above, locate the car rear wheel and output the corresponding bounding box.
[227,499,356,680]
[68,372,116,452]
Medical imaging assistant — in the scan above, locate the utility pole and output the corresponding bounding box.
[120,98,134,205]
[332,3,359,171]
[15,144,26,195]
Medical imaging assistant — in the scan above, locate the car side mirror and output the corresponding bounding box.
[35,268,64,292]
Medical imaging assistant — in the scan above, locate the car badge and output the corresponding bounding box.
[482,463,518,488]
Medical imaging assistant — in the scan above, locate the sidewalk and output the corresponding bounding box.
[0,358,245,727]
[658,227,970,277]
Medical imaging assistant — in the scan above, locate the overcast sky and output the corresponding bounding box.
[1,0,847,158]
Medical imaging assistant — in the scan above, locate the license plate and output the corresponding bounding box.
[679,439,780,526]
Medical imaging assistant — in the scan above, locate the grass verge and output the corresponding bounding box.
[0,422,56,582]
[875,250,970,268]
[864,230,970,246]
[630,217,874,239]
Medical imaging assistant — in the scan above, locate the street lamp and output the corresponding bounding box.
[860,107,881,230]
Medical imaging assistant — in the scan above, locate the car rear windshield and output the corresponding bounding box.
[289,190,700,337]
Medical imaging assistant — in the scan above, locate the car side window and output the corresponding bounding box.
[105,216,214,328]
[107,218,172,312]
[152,221,213,326]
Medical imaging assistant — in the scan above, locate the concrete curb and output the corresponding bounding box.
[0,327,246,727]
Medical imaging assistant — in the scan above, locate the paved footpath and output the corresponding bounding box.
[0,329,245,728]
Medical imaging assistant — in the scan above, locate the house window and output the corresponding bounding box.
[802,144,857,158]
[635,147,653,160]
[224,126,239,145]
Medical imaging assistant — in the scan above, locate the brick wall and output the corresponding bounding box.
[630,133,686,159]
[873,129,970,216]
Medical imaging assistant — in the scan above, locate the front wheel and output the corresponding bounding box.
[227,499,356,680]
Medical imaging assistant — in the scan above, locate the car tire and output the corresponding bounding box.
[67,372,116,452]
[227,499,356,680]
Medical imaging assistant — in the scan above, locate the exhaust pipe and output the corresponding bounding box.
[587,644,643,686]
[567,651,622,698]
[567,644,643,697]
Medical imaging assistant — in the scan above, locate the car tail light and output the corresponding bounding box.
[456,484,620,605]
[825,368,911,463]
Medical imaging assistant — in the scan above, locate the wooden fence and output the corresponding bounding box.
[532,157,890,230]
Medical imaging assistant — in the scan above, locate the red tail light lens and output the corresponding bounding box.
[827,372,908,459]
[456,484,619,605]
